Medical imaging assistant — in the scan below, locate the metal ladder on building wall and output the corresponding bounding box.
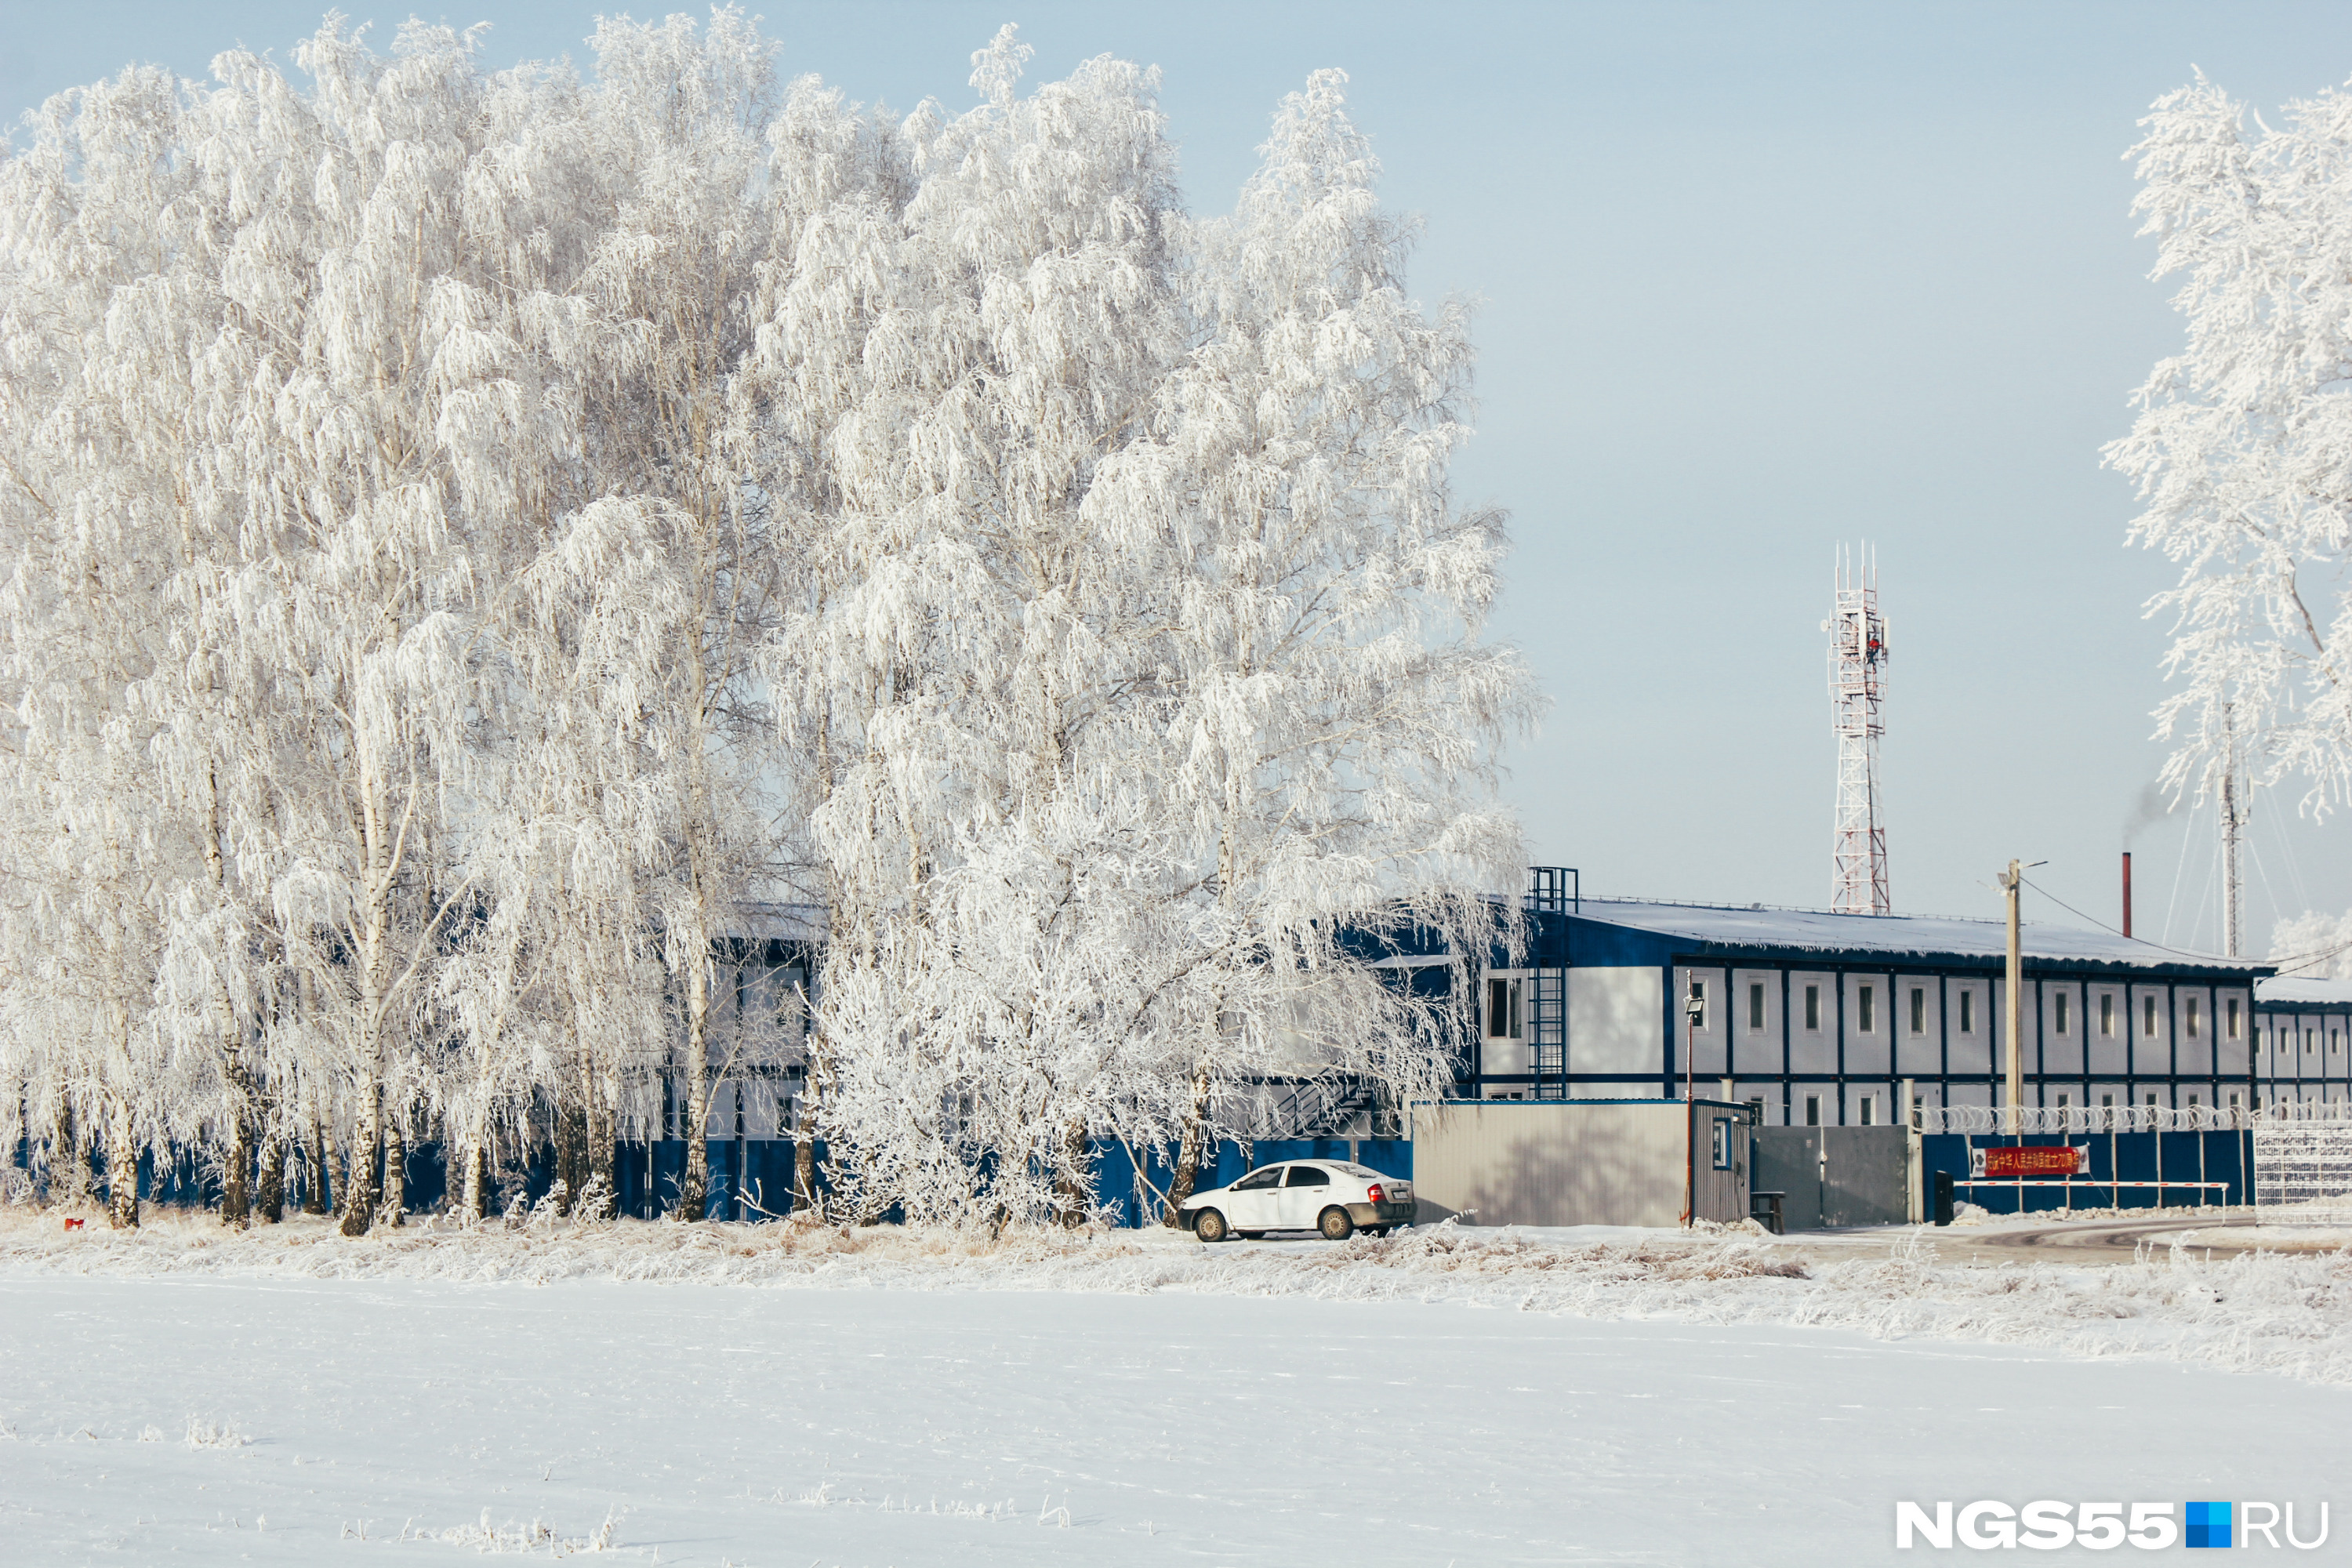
[1526,868,1577,1099]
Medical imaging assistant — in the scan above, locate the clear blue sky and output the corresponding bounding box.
[9,0,2352,948]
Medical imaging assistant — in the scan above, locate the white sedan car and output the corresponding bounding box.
[1182,1160,1414,1243]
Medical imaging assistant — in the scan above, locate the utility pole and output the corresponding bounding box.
[1682,988,1702,1228]
[2220,768,2244,959]
[1998,858,2024,1134]
[2220,701,2245,958]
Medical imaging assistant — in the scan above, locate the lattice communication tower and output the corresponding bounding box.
[1827,546,1889,915]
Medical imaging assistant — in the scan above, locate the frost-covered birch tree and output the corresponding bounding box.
[0,12,1534,1234]
[2108,71,2352,815]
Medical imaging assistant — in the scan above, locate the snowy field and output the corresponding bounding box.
[4,1214,2350,1565]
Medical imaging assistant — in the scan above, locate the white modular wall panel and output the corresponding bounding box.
[1843,973,1893,1077]
[1567,966,1664,1081]
[2173,985,2215,1077]
[2041,980,2085,1077]
[2088,983,2128,1076]
[2218,989,2252,1076]
[1789,971,1836,1074]
[1945,978,1992,1078]
[2129,985,2174,1080]
[1733,969,1784,1077]
[1894,976,1942,1076]
[1673,967,1730,1078]
[1845,1082,1894,1127]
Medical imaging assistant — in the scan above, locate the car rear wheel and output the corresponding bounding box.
[1192,1208,1229,1243]
[1318,1206,1355,1241]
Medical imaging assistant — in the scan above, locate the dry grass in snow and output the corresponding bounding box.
[5,1204,2350,1389]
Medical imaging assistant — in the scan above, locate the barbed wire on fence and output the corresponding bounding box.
[1913,1102,2352,1135]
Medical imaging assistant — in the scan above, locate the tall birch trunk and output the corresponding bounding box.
[1162,1061,1214,1225]
[220,1098,252,1228]
[677,950,712,1221]
[256,1127,285,1223]
[103,1094,139,1230]
[380,1111,405,1226]
[52,1105,91,1207]
[303,1113,332,1215]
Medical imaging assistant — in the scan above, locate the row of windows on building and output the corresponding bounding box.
[1479,975,2259,1044]
[1693,979,2242,1041]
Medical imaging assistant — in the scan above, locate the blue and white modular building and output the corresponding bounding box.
[1458,878,2317,1125]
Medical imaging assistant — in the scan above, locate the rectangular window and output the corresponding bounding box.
[1804,1095,1820,1127]
[2307,1030,2317,1054]
[2147,1093,2159,1108]
[2227,997,2241,1039]
[2056,1092,2071,1110]
[2143,994,2158,1036]
[2100,993,2114,1036]
[1688,978,1706,1031]
[1959,991,1975,1034]
[1858,984,1875,1033]
[1858,1094,1876,1126]
[1805,985,1820,1031]
[2187,1093,2201,1109]
[1910,986,1925,1034]
[2100,1094,2114,1109]
[2055,991,2070,1035]
[1486,977,1523,1040]
[1749,982,1766,1031]
[1711,1118,1732,1170]
[2186,996,2200,1038]
[2333,1030,2341,1055]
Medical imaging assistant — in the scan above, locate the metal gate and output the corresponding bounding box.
[1752,1126,1908,1230]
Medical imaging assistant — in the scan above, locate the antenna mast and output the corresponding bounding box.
[1828,545,1890,915]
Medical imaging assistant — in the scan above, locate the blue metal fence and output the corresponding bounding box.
[24,1133,1414,1227]
[1920,1128,2252,1214]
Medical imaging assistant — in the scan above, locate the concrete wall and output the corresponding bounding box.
[1408,1100,1748,1228]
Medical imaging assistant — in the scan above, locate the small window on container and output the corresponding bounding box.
[1858,984,1875,1033]
[1857,1094,1876,1126]
[1749,982,1766,1031]
[2227,997,2241,1039]
[1804,1095,1821,1127]
[2100,1094,2114,1109]
[2185,996,2201,1038]
[2055,991,2070,1035]
[2056,1092,2071,1110]
[2144,995,2159,1036]
[1911,986,1926,1034]
[1805,985,1820,1031]
[2100,993,2114,1036]
[1711,1117,1732,1170]
[1959,991,1975,1034]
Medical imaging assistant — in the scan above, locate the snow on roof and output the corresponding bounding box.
[2254,975,2352,1005]
[1569,898,2270,974]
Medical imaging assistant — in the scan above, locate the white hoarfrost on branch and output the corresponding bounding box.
[2109,69,2352,818]
[0,11,1534,1233]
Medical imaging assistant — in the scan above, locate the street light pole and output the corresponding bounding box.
[1682,988,1704,1227]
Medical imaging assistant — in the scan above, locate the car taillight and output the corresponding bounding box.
[1366,1183,1384,1203]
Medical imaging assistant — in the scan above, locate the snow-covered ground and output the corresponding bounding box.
[3,1211,2348,1564]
